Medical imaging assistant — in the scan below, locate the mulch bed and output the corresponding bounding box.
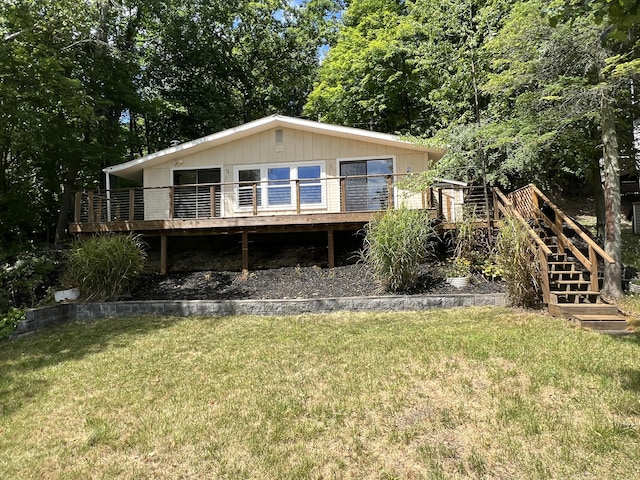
[126,264,505,301]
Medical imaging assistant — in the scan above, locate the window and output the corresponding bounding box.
[340,158,393,211]
[298,165,322,204]
[268,167,291,205]
[173,168,221,218]
[235,163,324,210]
[238,169,261,207]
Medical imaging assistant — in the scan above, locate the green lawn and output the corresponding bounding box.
[1,308,639,479]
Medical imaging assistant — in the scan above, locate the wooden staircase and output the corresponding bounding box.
[494,185,630,333]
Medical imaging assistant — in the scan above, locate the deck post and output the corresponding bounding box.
[160,235,168,275]
[210,185,216,218]
[87,192,94,222]
[252,183,258,216]
[169,187,174,219]
[387,176,393,209]
[340,178,346,212]
[74,192,82,223]
[327,230,335,269]
[129,188,135,221]
[295,180,301,214]
[241,231,249,274]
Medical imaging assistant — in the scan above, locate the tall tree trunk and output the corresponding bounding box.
[600,92,623,298]
[586,159,605,238]
[54,162,79,246]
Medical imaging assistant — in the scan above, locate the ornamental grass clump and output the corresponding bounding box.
[496,215,542,308]
[65,234,146,301]
[360,207,435,292]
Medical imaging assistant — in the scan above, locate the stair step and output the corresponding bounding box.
[549,302,619,318]
[550,291,601,303]
[571,315,629,331]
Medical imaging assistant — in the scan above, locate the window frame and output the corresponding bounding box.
[233,161,326,212]
[171,165,224,218]
[336,156,397,212]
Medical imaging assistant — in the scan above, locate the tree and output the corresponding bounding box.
[305,0,436,135]
[482,0,638,298]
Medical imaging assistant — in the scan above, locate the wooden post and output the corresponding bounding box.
[295,180,301,214]
[74,192,82,223]
[169,186,175,219]
[96,197,103,222]
[589,246,599,292]
[210,185,216,218]
[87,192,94,222]
[493,188,500,222]
[241,231,249,274]
[129,188,135,221]
[252,183,258,216]
[160,235,168,275]
[438,189,443,219]
[538,247,550,304]
[340,178,346,212]
[327,230,335,269]
[387,175,393,209]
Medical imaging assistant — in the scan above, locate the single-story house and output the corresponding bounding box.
[70,115,447,272]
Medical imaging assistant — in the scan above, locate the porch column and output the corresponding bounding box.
[160,235,168,275]
[241,231,249,274]
[327,230,335,269]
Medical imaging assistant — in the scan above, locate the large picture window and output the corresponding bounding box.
[235,163,325,210]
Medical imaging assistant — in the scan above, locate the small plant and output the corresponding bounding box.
[64,234,147,301]
[443,257,472,278]
[496,215,542,308]
[0,307,24,339]
[360,207,436,292]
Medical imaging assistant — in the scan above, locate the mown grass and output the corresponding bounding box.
[1,308,640,479]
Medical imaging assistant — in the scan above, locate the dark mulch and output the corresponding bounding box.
[126,264,505,301]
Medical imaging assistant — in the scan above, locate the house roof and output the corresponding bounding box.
[104,115,445,182]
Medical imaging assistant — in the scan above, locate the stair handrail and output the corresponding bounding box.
[511,184,615,294]
[493,188,553,256]
[526,184,615,264]
[494,187,552,303]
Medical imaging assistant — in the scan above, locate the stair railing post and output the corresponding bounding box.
[538,246,550,304]
[589,246,599,292]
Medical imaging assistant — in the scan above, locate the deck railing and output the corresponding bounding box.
[73,173,436,224]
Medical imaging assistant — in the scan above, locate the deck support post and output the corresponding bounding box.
[327,230,335,268]
[241,231,249,274]
[160,235,168,275]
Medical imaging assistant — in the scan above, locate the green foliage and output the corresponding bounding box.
[496,215,542,308]
[65,235,147,301]
[0,251,61,313]
[360,207,435,292]
[0,307,24,339]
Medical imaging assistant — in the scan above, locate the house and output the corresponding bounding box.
[70,115,445,273]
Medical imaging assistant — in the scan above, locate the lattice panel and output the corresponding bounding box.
[507,185,536,220]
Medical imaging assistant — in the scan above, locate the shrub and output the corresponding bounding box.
[496,215,542,308]
[0,307,25,340]
[65,234,147,301]
[0,251,62,312]
[360,207,436,292]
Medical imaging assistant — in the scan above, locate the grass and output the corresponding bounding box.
[1,308,640,479]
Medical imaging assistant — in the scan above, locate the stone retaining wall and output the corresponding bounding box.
[12,293,506,338]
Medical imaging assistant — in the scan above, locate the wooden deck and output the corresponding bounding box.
[68,211,392,235]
